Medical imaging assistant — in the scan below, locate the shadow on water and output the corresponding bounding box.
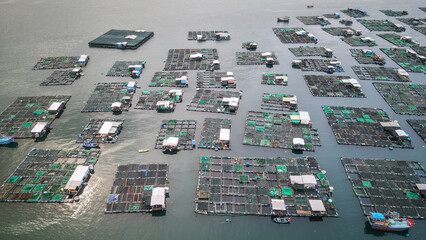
[363,221,409,237]
[0,142,19,148]
[309,216,324,222]
[152,211,166,217]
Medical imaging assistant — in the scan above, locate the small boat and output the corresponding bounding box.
[0,135,15,145]
[367,212,414,232]
[277,17,290,22]
[138,149,149,153]
[82,142,99,148]
[272,217,291,224]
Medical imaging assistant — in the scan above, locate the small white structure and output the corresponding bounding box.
[293,138,305,146]
[219,129,230,143]
[111,102,122,112]
[151,187,167,211]
[31,122,49,138]
[64,165,89,194]
[290,175,317,189]
[380,121,400,130]
[292,60,302,67]
[299,111,311,125]
[98,121,122,136]
[330,60,341,66]
[125,35,138,39]
[190,53,203,60]
[78,55,89,66]
[395,129,409,139]
[271,199,286,212]
[48,101,64,115]
[156,100,175,112]
[261,52,272,57]
[216,32,231,40]
[309,199,326,213]
[163,137,179,148]
[341,78,361,89]
[222,97,240,112]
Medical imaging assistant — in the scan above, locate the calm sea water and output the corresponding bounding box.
[0,0,425,239]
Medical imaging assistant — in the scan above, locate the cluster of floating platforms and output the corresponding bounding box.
[196,71,236,88]
[261,73,288,86]
[377,33,419,47]
[187,31,230,41]
[380,48,426,73]
[341,158,426,219]
[357,19,404,32]
[322,27,358,36]
[322,106,413,148]
[341,8,369,18]
[32,56,88,70]
[0,95,70,138]
[396,18,426,26]
[163,49,219,71]
[236,52,279,65]
[41,69,82,86]
[88,29,154,49]
[198,118,232,150]
[288,46,333,57]
[261,93,298,111]
[350,49,385,65]
[380,10,408,17]
[77,119,124,144]
[82,82,135,112]
[243,111,320,151]
[154,120,196,150]
[135,89,183,111]
[292,59,344,72]
[412,26,426,35]
[195,156,337,217]
[407,119,426,142]
[149,72,188,87]
[303,75,364,98]
[351,66,411,82]
[272,28,317,44]
[187,89,241,114]
[341,37,377,47]
[106,61,146,77]
[0,148,100,203]
[373,82,425,115]
[105,164,168,214]
[296,16,331,25]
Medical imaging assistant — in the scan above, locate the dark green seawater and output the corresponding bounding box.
[0,0,425,239]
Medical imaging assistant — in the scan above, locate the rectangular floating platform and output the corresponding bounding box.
[322,106,413,148]
[88,29,154,49]
[106,61,146,77]
[196,71,236,89]
[341,8,369,18]
[243,111,321,151]
[296,16,331,25]
[135,89,183,111]
[236,52,279,65]
[261,73,288,86]
[0,95,71,138]
[351,66,411,82]
[164,49,219,71]
[341,37,377,47]
[377,33,419,47]
[380,48,426,73]
[82,82,135,113]
[412,26,426,35]
[293,59,344,73]
[187,89,242,114]
[411,45,426,56]
[303,75,365,98]
[198,118,232,150]
[380,10,409,17]
[272,28,317,44]
[288,46,333,57]
[149,72,188,87]
[195,156,337,217]
[350,49,385,65]
[105,164,169,214]
[407,119,426,142]
[77,119,124,144]
[396,18,426,26]
[187,31,230,41]
[33,56,87,70]
[154,120,196,150]
[322,27,358,36]
[41,69,82,86]
[373,82,425,115]
[341,157,426,219]
[357,19,404,32]
[0,148,100,203]
[420,7,426,12]
[261,93,298,111]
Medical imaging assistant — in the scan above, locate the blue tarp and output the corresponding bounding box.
[371,212,384,219]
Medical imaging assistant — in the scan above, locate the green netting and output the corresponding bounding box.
[362,115,370,119]
[263,112,269,116]
[62,177,70,185]
[89,157,98,163]
[49,185,60,192]
[201,156,210,163]
[405,191,419,199]
[260,139,270,146]
[277,165,287,172]
[233,164,243,171]
[27,193,41,202]
[52,193,64,201]
[273,120,282,125]
[270,188,280,196]
[41,192,54,201]
[144,185,154,191]
[21,185,35,192]
[35,171,45,176]
[22,122,33,128]
[180,131,187,136]
[129,203,140,211]
[33,110,43,115]
[317,173,326,179]
[33,184,47,192]
[362,180,372,187]
[239,174,250,183]
[256,158,266,165]
[256,126,264,131]
[30,178,39,184]
[281,187,293,196]
[50,163,61,170]
[66,171,74,176]
[200,163,211,171]
[247,121,255,126]
[7,176,19,183]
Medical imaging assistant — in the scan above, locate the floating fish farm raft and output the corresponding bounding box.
[196,71,236,88]
[76,119,124,144]
[341,37,377,47]
[82,82,134,112]
[243,111,321,151]
[293,59,344,72]
[0,148,100,203]
[407,119,426,142]
[380,48,426,73]
[412,45,426,56]
[154,120,196,150]
[377,33,419,47]
[322,27,358,36]
[351,66,411,82]
[357,19,404,32]
[288,46,333,57]
[149,72,188,87]
[195,156,337,217]
[105,164,169,214]
[261,73,288,86]
[303,75,365,98]
[341,8,369,18]
[396,18,426,26]
[0,95,70,138]
[341,158,426,219]
[373,82,426,115]
[272,28,317,44]
[350,49,385,65]
[187,31,230,40]
[40,69,81,86]
[420,7,426,12]
[412,26,426,35]
[380,10,408,17]
[163,49,219,71]
[135,89,183,111]
[88,29,154,49]
[198,118,232,150]
[296,16,331,25]
[32,56,86,70]
[261,93,297,111]
[106,61,146,77]
[187,89,241,114]
[236,52,279,65]
[322,106,413,148]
